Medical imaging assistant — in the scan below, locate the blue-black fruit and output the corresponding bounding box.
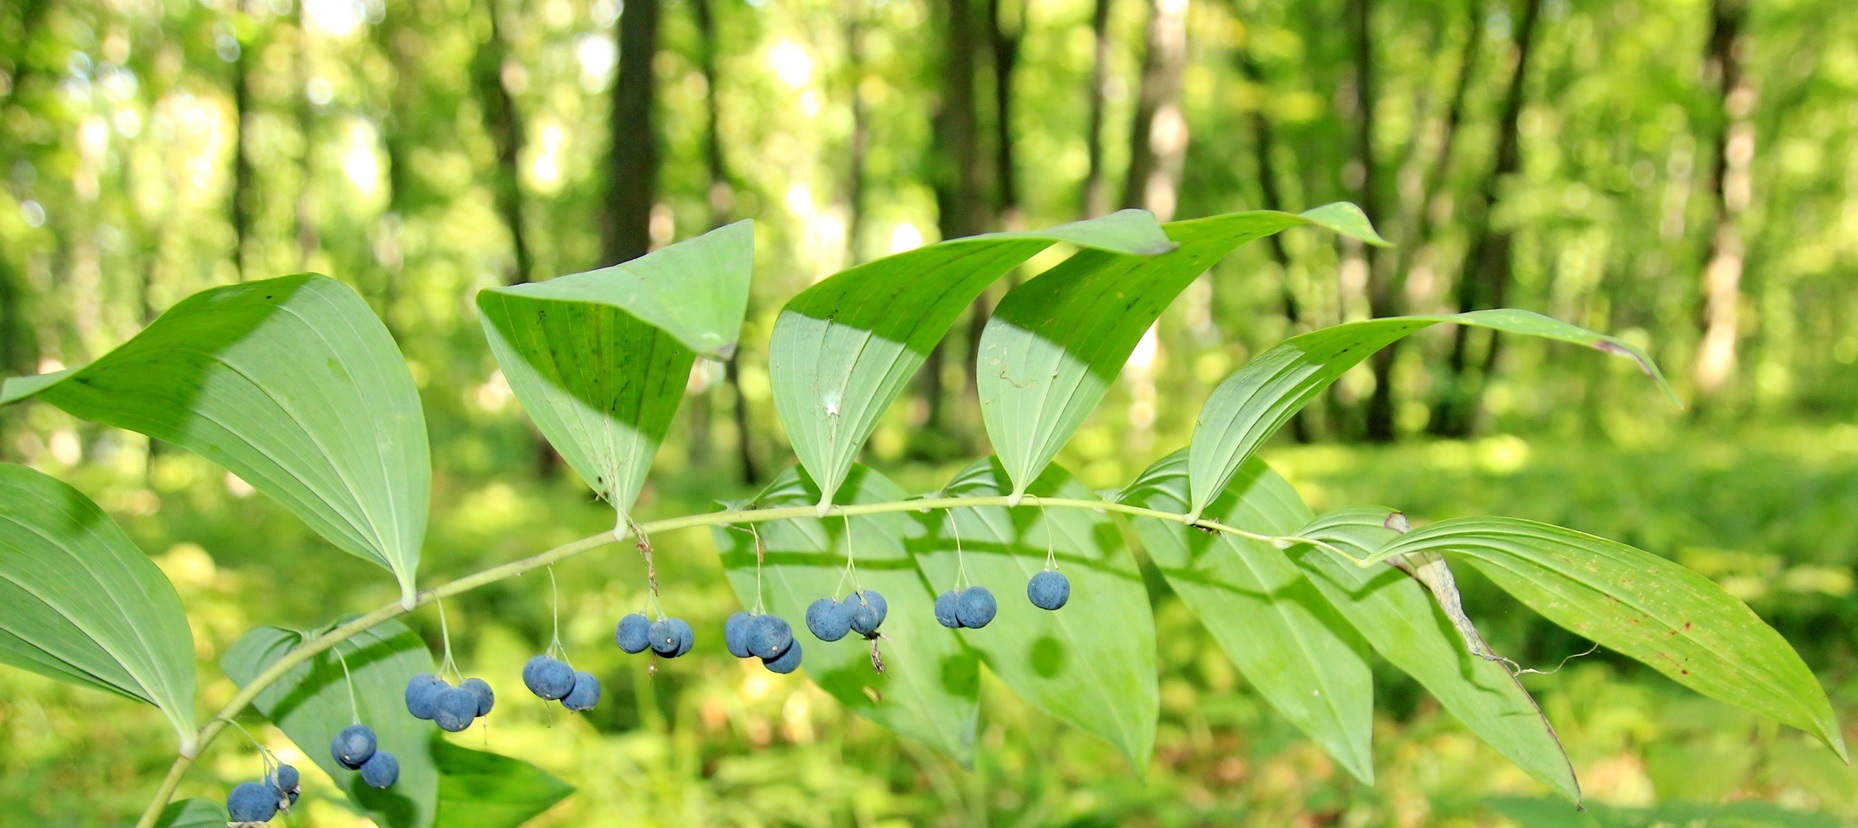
[432,686,479,732]
[615,613,652,654]
[404,673,446,720]
[933,590,961,628]
[359,750,400,789]
[227,781,279,823]
[461,677,495,716]
[650,618,694,658]
[330,723,377,769]
[272,763,300,793]
[762,639,802,674]
[806,598,851,642]
[724,611,754,658]
[562,671,602,711]
[956,586,997,628]
[522,655,576,700]
[746,614,794,660]
[844,590,888,636]
[1027,570,1070,611]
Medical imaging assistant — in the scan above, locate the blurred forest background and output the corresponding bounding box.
[2,0,1856,824]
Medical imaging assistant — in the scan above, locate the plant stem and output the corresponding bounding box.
[134,494,1353,827]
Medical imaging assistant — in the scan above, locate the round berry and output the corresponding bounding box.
[227,781,280,823]
[615,613,652,654]
[650,618,694,658]
[844,590,888,636]
[330,723,377,769]
[562,671,602,711]
[806,597,851,642]
[762,639,803,674]
[957,586,997,628]
[934,590,961,628]
[723,611,754,658]
[461,677,495,716]
[522,655,576,700]
[746,614,794,660]
[359,750,400,789]
[432,686,479,732]
[1027,570,1070,611]
[271,763,300,793]
[404,673,447,720]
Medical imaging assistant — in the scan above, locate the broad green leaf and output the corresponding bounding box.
[153,798,227,828]
[769,210,1174,510]
[1,275,430,603]
[906,458,1157,765]
[434,740,575,828]
[980,204,1385,497]
[477,224,751,520]
[0,464,197,748]
[1292,507,1578,803]
[1362,517,1848,760]
[711,464,980,765]
[1119,452,1375,782]
[222,618,440,828]
[1184,309,1675,521]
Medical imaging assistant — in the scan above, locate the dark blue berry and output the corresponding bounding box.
[763,639,802,674]
[1027,570,1070,610]
[359,750,400,789]
[562,671,601,711]
[746,614,794,660]
[227,781,279,823]
[957,586,997,628]
[461,677,495,716]
[615,613,652,654]
[271,763,300,793]
[844,590,887,636]
[806,598,851,642]
[330,723,376,769]
[522,655,575,700]
[650,618,694,658]
[404,673,446,720]
[724,611,754,658]
[433,686,478,732]
[934,590,961,628]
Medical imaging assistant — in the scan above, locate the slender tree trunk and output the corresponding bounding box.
[1428,0,1543,437]
[1120,0,1189,220]
[1692,0,1752,402]
[1236,48,1312,442]
[604,0,659,267]
[473,0,533,285]
[1349,0,1405,442]
[922,0,989,438]
[294,4,318,268]
[1081,0,1114,216]
[0,0,50,444]
[844,3,869,263]
[231,2,257,280]
[373,10,419,342]
[989,0,1023,227]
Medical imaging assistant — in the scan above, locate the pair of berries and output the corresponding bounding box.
[225,764,299,824]
[614,613,694,659]
[805,590,887,642]
[522,655,602,711]
[330,724,399,788]
[405,674,495,732]
[935,586,997,629]
[724,612,803,673]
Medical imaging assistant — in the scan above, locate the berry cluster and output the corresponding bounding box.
[725,611,802,673]
[405,673,495,731]
[523,655,602,711]
[331,723,400,788]
[225,763,299,826]
[805,590,887,641]
[615,612,695,661]
[935,586,996,629]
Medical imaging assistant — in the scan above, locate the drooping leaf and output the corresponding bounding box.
[0,464,197,749]
[1292,507,1578,802]
[1185,309,1675,521]
[711,464,980,765]
[769,210,1174,509]
[980,204,1385,497]
[222,619,440,828]
[477,223,752,520]
[906,458,1157,765]
[434,740,575,828]
[1,275,430,603]
[1360,517,1847,760]
[152,798,227,828]
[1119,452,1376,782]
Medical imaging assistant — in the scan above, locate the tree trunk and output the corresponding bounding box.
[989,0,1023,227]
[1236,48,1312,442]
[294,4,318,267]
[922,0,989,440]
[604,0,659,267]
[1120,0,1189,220]
[1081,0,1114,216]
[1428,0,1543,438]
[472,0,533,285]
[1347,0,1405,442]
[1692,0,1752,402]
[845,3,869,263]
[231,3,257,281]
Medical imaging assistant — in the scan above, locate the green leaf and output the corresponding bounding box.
[434,740,574,828]
[1293,507,1579,802]
[1362,516,1848,761]
[152,798,227,828]
[1119,452,1375,782]
[768,210,1174,510]
[979,205,1386,498]
[1,274,430,604]
[906,458,1157,765]
[477,224,751,519]
[1184,309,1675,521]
[711,464,980,765]
[0,464,197,749]
[222,618,440,828]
